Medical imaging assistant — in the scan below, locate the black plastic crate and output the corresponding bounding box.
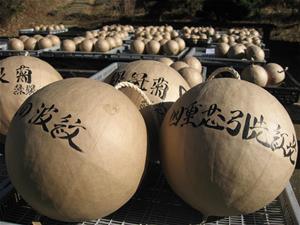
[90,62,207,82]
[18,29,69,36]
[185,47,266,69]
[40,46,125,59]
[0,45,60,58]
[186,47,300,105]
[115,45,190,61]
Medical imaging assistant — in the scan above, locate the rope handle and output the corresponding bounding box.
[207,67,241,81]
[114,81,152,108]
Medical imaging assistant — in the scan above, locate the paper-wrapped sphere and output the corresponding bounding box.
[5,78,147,221]
[161,78,297,216]
[0,56,62,138]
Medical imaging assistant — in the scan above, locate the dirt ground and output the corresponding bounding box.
[1,0,300,43]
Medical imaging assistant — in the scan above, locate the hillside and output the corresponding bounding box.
[0,0,137,36]
[0,0,299,42]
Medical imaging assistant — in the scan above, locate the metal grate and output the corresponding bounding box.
[0,163,287,225]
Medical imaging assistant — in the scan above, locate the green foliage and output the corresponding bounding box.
[0,0,24,23]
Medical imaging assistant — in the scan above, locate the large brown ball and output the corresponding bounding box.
[59,24,65,30]
[105,60,190,103]
[114,37,123,47]
[34,26,40,31]
[24,38,37,50]
[183,56,202,72]
[85,31,94,39]
[95,39,110,52]
[47,35,61,46]
[161,78,297,216]
[73,37,85,45]
[130,40,145,54]
[246,45,265,62]
[158,57,174,66]
[264,63,286,85]
[170,61,189,71]
[163,40,179,55]
[19,35,29,42]
[5,78,147,222]
[227,44,246,59]
[0,56,62,136]
[179,67,203,88]
[174,37,186,52]
[38,38,53,49]
[159,39,168,46]
[61,40,76,52]
[241,64,269,87]
[106,37,117,49]
[8,38,24,51]
[79,39,93,52]
[54,25,60,30]
[215,43,230,57]
[145,40,160,55]
[33,35,43,41]
[105,60,190,161]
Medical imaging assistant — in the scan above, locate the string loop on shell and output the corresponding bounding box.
[207,67,241,81]
[114,81,152,109]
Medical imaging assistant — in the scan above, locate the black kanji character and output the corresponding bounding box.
[242,113,270,148]
[226,110,244,136]
[130,72,149,91]
[28,103,58,132]
[169,107,185,126]
[13,84,25,95]
[16,65,32,83]
[0,67,9,83]
[150,77,169,100]
[283,135,297,165]
[50,114,86,152]
[25,84,36,95]
[111,70,125,85]
[181,101,200,127]
[200,104,225,130]
[270,124,287,151]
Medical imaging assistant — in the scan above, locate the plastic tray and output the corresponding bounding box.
[205,44,270,59]
[111,46,190,61]
[57,68,100,78]
[90,62,207,82]
[0,42,7,50]
[186,47,266,69]
[183,38,213,48]
[0,45,60,57]
[19,29,69,35]
[187,47,300,105]
[0,162,299,225]
[40,46,126,59]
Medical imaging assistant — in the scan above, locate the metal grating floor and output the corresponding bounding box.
[0,163,287,225]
